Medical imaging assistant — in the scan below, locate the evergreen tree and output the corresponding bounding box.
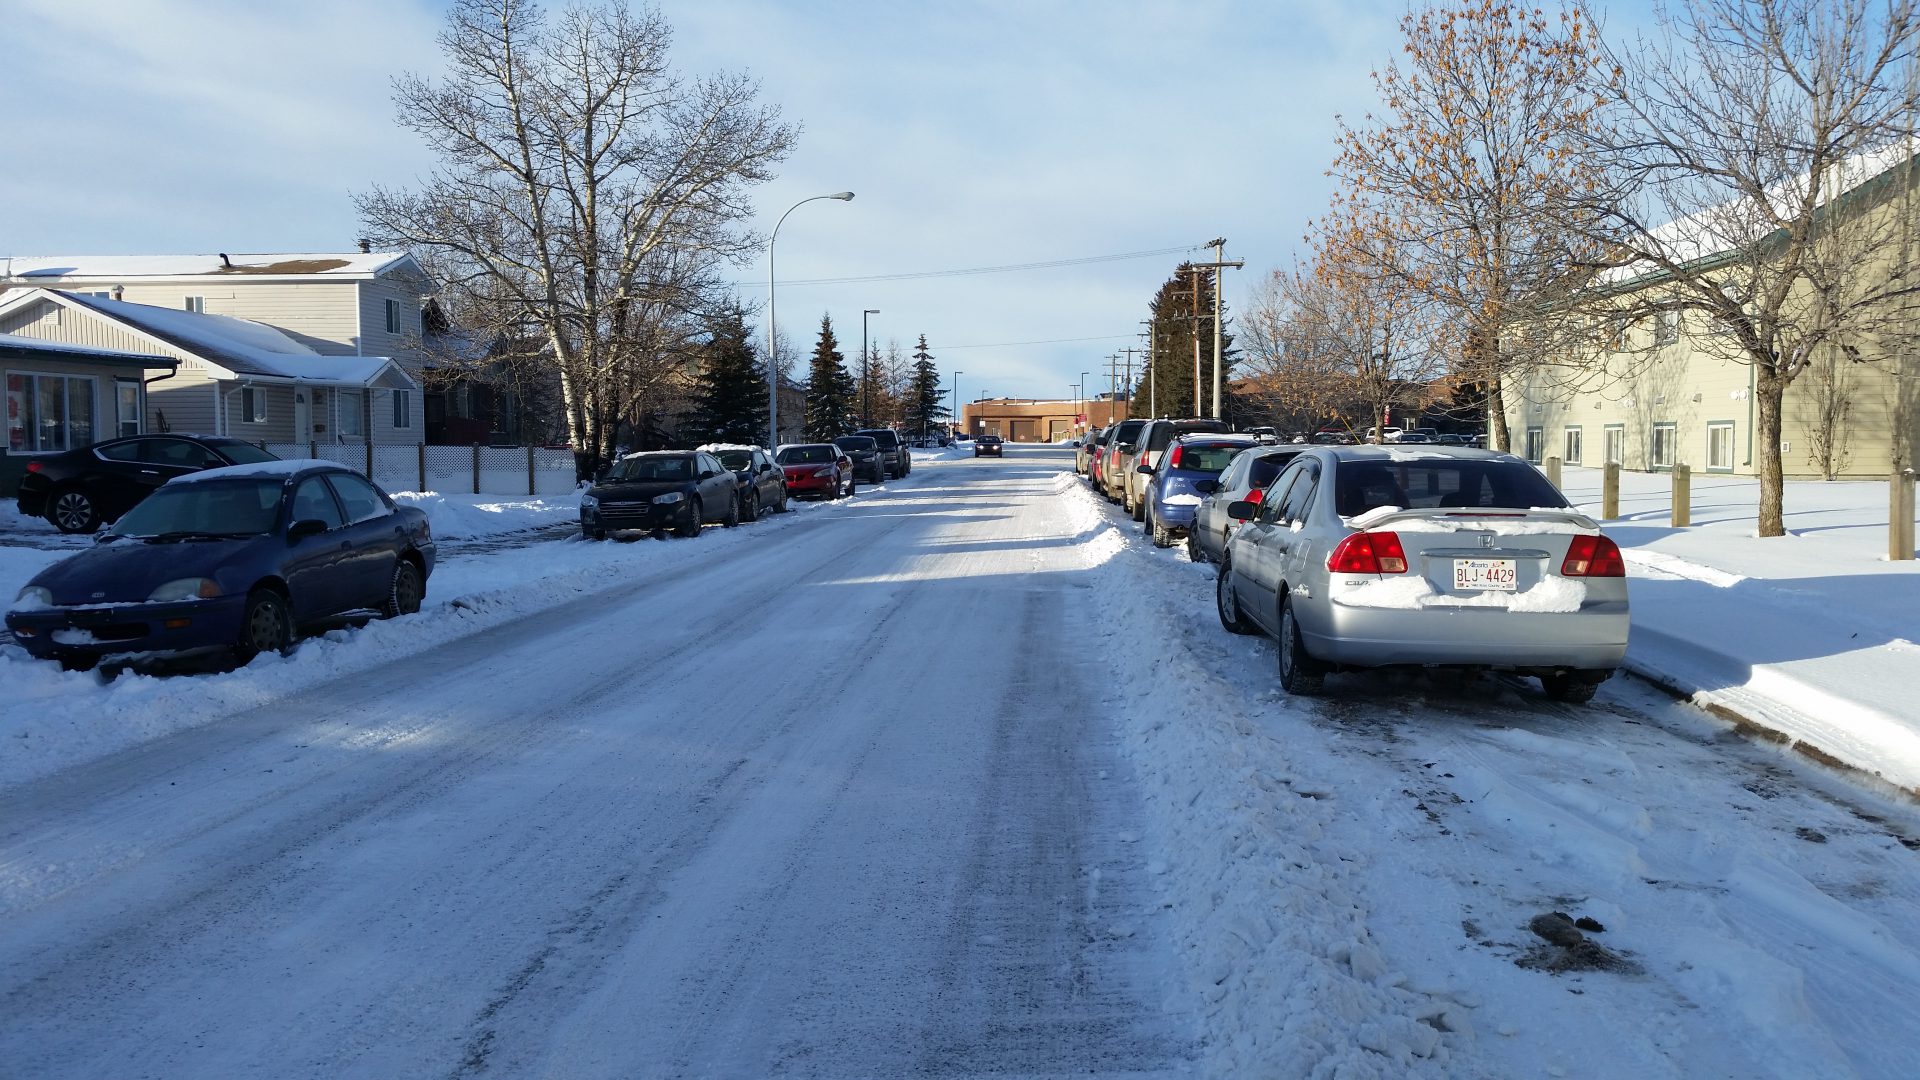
[804,314,856,439]
[903,334,948,438]
[1136,263,1237,419]
[686,302,768,445]
[854,338,884,427]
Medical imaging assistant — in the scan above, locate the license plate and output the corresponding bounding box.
[1453,558,1517,592]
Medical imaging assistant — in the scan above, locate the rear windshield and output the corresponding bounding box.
[714,450,753,471]
[856,430,899,447]
[835,437,877,451]
[1113,420,1146,445]
[1148,420,1228,451]
[112,479,283,537]
[1332,459,1569,517]
[778,445,837,465]
[1173,444,1244,473]
[1247,452,1302,490]
[607,456,694,481]
[211,440,279,465]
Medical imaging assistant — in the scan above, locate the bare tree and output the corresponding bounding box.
[356,0,795,469]
[1583,0,1920,534]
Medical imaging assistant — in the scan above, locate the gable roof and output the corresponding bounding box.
[0,289,415,391]
[0,251,428,283]
[0,333,176,369]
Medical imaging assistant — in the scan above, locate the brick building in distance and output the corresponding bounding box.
[960,394,1130,442]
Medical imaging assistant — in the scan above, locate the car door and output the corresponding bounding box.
[696,454,730,520]
[283,476,352,622]
[1272,462,1324,597]
[1198,454,1247,558]
[326,472,403,610]
[86,439,168,517]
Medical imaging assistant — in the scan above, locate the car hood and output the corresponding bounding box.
[588,479,695,501]
[27,535,270,605]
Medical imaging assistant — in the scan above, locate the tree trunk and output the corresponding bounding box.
[1486,379,1509,453]
[1755,373,1786,537]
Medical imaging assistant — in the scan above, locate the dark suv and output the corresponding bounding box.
[17,434,282,533]
[833,435,886,484]
[853,428,911,479]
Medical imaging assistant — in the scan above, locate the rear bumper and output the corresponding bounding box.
[1150,500,1199,529]
[16,474,50,518]
[1303,599,1630,670]
[6,594,249,660]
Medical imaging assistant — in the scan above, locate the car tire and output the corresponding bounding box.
[48,487,100,534]
[777,488,790,513]
[1216,560,1257,636]
[383,558,424,618]
[846,476,858,497]
[58,653,98,673]
[1277,595,1325,696]
[723,494,741,528]
[1151,507,1175,548]
[676,499,702,538]
[234,588,292,663]
[1131,488,1146,522]
[741,491,760,523]
[1542,669,1608,704]
[1187,528,1206,563]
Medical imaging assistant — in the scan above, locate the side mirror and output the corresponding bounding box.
[698,469,716,481]
[1226,500,1258,521]
[289,518,329,541]
[1193,479,1219,494]
[594,467,610,483]
[1136,462,1154,475]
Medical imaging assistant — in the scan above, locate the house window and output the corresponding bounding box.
[1564,426,1583,466]
[338,390,365,437]
[1706,421,1736,472]
[5,371,95,452]
[1524,427,1545,464]
[116,380,142,437]
[1654,310,1679,347]
[1651,422,1677,469]
[391,389,413,429]
[1604,424,1625,465]
[385,298,402,335]
[183,296,206,314]
[242,387,268,424]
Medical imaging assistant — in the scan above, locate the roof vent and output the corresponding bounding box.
[357,238,372,254]
[218,253,232,269]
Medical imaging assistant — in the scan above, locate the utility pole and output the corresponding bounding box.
[1121,348,1143,417]
[1189,266,1203,417]
[1200,238,1245,421]
[1105,353,1129,421]
[1140,320,1156,418]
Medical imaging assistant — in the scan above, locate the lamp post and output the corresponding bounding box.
[950,370,964,439]
[860,308,879,426]
[1080,369,1090,430]
[766,191,854,449]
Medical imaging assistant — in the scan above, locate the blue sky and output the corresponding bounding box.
[0,0,1655,404]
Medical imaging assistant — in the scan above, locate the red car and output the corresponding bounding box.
[776,443,856,499]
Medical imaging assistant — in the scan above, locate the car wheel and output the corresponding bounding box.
[724,494,741,528]
[1187,528,1206,563]
[234,588,292,662]
[777,488,790,513]
[1151,507,1175,548]
[48,487,100,534]
[383,558,424,618]
[1216,560,1257,636]
[846,475,858,497]
[1542,669,1608,704]
[676,499,702,538]
[1131,488,1146,522]
[57,653,99,673]
[741,491,760,523]
[1277,595,1325,696]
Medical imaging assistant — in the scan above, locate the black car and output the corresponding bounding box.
[6,461,435,670]
[833,435,886,484]
[853,428,911,479]
[706,444,789,521]
[974,435,1004,457]
[17,434,283,534]
[580,451,740,539]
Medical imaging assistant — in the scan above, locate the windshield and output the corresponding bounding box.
[835,437,876,451]
[210,441,279,465]
[111,479,283,537]
[1332,459,1570,517]
[778,445,837,465]
[607,456,696,482]
[714,450,753,471]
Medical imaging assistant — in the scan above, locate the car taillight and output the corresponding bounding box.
[25,461,42,473]
[1562,534,1626,577]
[1327,531,1409,575]
[1246,488,1264,506]
[1168,446,1183,469]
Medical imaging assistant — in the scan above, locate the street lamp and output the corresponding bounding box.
[950,370,964,439]
[860,308,880,425]
[1080,369,1090,430]
[767,191,854,449]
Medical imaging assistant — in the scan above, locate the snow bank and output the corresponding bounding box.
[390,491,580,540]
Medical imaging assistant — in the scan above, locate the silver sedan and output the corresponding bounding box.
[1189,444,1306,564]
[1214,446,1630,702]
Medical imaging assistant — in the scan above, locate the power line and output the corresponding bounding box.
[756,243,1203,288]
[930,333,1137,350]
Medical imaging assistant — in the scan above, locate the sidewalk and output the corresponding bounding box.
[1554,466,1920,794]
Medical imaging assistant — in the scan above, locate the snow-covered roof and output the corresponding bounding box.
[0,252,420,281]
[0,333,175,367]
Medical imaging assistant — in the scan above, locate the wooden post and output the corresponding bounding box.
[417,442,427,494]
[472,443,482,495]
[1602,461,1620,520]
[526,445,536,497]
[1545,455,1562,488]
[1672,463,1691,527]
[308,440,317,460]
[365,439,375,480]
[1894,468,1916,561]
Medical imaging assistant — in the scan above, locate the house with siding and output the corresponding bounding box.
[1,334,178,493]
[0,288,419,456]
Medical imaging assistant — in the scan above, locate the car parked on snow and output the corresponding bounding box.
[1190,443,1309,564]
[1214,446,1629,702]
[16,433,283,534]
[1138,433,1257,548]
[1097,419,1148,501]
[834,435,887,483]
[973,434,1004,457]
[853,428,912,479]
[579,450,740,539]
[776,443,856,499]
[702,444,788,521]
[1121,418,1230,521]
[6,460,434,670]
[1076,425,1108,476]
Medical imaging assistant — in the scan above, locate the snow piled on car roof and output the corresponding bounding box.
[168,459,330,484]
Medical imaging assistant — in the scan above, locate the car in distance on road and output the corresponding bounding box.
[6,460,434,670]
[834,435,887,483]
[579,451,740,539]
[776,443,855,499]
[974,434,1004,457]
[16,433,283,534]
[853,428,912,479]
[1189,443,1309,564]
[1214,446,1628,702]
[1139,434,1256,548]
[702,443,788,521]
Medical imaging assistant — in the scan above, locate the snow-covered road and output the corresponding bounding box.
[4,445,1919,1079]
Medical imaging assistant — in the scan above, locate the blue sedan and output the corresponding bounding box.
[6,460,435,670]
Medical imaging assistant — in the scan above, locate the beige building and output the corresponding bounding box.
[961,396,1130,442]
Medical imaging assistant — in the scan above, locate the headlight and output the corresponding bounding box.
[580,494,598,509]
[148,578,222,602]
[652,491,685,505]
[813,467,837,478]
[12,585,52,611]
